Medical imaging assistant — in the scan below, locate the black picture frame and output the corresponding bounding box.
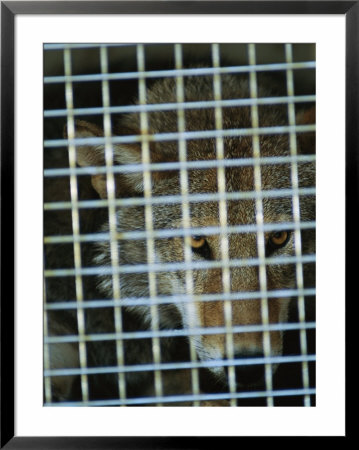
[1,1,355,447]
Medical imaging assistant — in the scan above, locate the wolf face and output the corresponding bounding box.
[69,72,315,391]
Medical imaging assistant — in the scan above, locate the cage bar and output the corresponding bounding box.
[63,47,89,402]
[136,44,164,404]
[285,43,311,406]
[99,45,127,403]
[174,43,201,405]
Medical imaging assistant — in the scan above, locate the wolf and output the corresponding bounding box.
[46,71,315,405]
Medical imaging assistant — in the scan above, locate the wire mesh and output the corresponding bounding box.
[44,43,316,406]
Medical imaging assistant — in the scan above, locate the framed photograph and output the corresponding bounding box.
[1,1,354,447]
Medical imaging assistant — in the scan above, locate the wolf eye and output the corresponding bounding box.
[189,236,212,259]
[190,236,206,249]
[269,231,290,248]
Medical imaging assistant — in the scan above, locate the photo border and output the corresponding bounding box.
[1,1,355,447]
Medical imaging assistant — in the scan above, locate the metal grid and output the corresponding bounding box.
[43,43,316,406]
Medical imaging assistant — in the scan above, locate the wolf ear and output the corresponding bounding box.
[296,105,315,155]
[64,120,144,198]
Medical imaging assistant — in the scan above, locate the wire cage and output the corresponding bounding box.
[43,43,316,407]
